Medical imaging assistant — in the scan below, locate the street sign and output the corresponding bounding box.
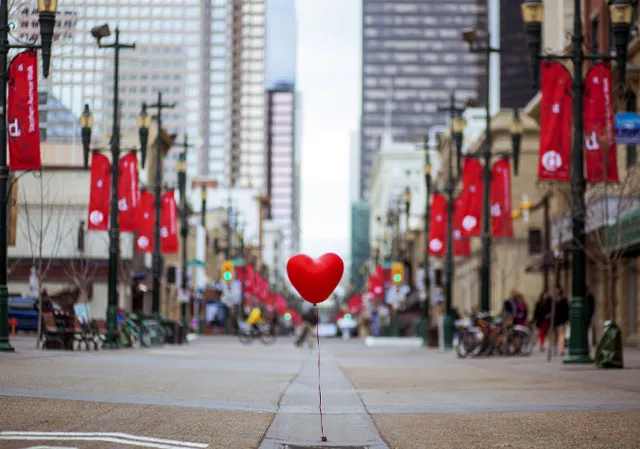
[615,112,640,144]
[187,258,205,267]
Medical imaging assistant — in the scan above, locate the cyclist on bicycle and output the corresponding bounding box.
[246,307,264,335]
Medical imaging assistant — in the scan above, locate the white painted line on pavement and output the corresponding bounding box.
[364,337,424,347]
[0,432,208,449]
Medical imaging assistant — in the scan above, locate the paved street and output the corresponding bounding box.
[1,336,640,449]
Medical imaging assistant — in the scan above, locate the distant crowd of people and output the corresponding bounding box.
[502,286,596,356]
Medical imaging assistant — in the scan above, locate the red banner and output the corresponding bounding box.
[87,152,111,231]
[453,195,471,256]
[136,190,155,253]
[161,190,179,254]
[245,264,255,294]
[539,61,572,181]
[490,158,513,238]
[8,51,41,170]
[584,62,619,183]
[118,152,140,232]
[459,157,483,237]
[428,193,447,257]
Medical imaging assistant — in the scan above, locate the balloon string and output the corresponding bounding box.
[316,306,326,441]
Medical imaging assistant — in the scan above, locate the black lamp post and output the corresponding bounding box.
[0,0,58,352]
[146,92,176,319]
[84,24,136,349]
[522,0,634,364]
[421,136,433,327]
[201,186,207,228]
[438,93,466,350]
[137,104,151,168]
[175,134,193,341]
[462,27,524,314]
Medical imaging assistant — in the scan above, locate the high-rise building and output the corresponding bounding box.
[21,0,201,180]
[498,1,537,109]
[201,0,266,188]
[264,0,299,257]
[265,86,299,257]
[359,0,486,199]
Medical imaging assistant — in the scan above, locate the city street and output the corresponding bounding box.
[1,336,640,449]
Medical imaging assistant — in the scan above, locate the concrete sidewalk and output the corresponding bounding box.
[259,350,388,449]
[332,342,640,449]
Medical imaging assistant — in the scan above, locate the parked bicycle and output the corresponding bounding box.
[455,313,533,358]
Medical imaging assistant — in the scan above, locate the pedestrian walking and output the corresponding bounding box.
[295,306,318,348]
[513,293,528,326]
[534,291,552,352]
[552,287,570,356]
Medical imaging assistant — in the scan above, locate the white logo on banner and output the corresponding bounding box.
[552,103,560,114]
[585,131,600,151]
[462,215,477,231]
[429,238,443,252]
[491,203,501,217]
[89,210,104,225]
[541,150,563,172]
[137,236,149,249]
[161,226,168,238]
[8,119,21,137]
[118,198,128,211]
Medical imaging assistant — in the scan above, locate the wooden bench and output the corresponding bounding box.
[41,312,65,350]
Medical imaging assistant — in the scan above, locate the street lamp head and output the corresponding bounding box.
[609,0,635,87]
[521,0,544,89]
[91,24,112,44]
[510,108,523,176]
[38,0,59,11]
[137,103,151,168]
[461,28,480,51]
[79,104,93,170]
[37,0,58,78]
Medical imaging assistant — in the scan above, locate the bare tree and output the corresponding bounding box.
[553,137,640,324]
[18,171,73,348]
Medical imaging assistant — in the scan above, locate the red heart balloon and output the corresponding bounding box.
[286,253,344,305]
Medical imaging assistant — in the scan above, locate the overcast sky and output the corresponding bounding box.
[296,0,361,262]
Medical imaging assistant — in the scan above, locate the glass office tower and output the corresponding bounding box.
[359,0,486,199]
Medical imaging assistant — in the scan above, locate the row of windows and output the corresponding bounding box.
[365,52,479,65]
[364,63,480,76]
[364,3,483,15]
[365,40,469,51]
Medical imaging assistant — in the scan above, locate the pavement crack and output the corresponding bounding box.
[256,353,312,449]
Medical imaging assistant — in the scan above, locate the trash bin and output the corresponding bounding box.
[595,320,624,369]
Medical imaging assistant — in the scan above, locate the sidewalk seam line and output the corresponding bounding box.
[256,351,312,449]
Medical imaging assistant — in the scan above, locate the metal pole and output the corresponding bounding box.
[564,0,591,364]
[152,92,163,318]
[149,92,175,319]
[201,186,206,227]
[543,196,550,292]
[0,1,13,351]
[423,136,432,326]
[443,93,455,350]
[480,31,493,314]
[106,29,122,348]
[179,135,189,341]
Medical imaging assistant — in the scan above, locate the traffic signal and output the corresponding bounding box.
[391,262,404,285]
[222,260,234,282]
